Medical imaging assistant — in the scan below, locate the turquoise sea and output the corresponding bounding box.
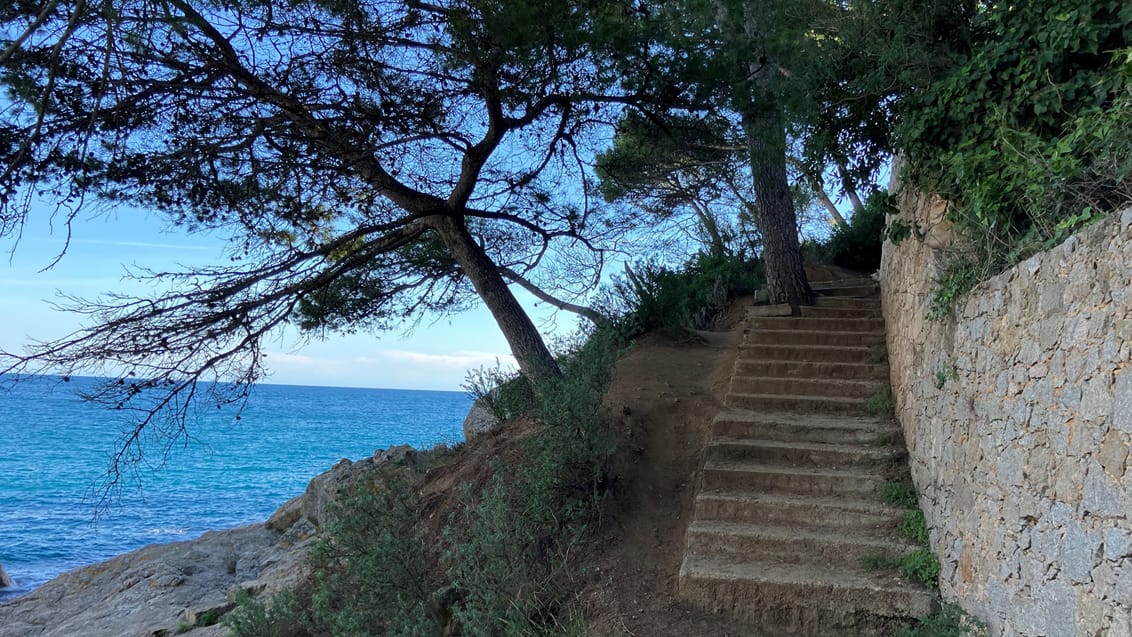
[0,375,470,602]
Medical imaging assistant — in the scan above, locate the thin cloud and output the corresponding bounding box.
[383,349,515,369]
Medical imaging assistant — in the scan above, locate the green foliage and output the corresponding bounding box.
[859,549,939,588]
[445,326,621,636]
[881,482,919,508]
[462,361,537,423]
[865,385,895,418]
[307,474,438,636]
[900,510,931,547]
[900,603,987,637]
[814,192,895,273]
[896,1,1132,312]
[260,324,623,637]
[613,252,764,334]
[901,548,941,587]
[224,589,307,637]
[934,362,959,390]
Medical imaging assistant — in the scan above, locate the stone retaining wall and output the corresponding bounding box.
[880,192,1132,637]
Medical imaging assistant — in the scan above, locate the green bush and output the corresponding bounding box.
[821,192,894,273]
[307,473,439,636]
[445,326,622,636]
[224,589,308,637]
[881,482,919,508]
[613,251,763,333]
[896,1,1132,315]
[900,510,931,546]
[900,603,986,637]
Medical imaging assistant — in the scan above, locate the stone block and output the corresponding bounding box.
[1105,528,1132,561]
[1082,459,1124,518]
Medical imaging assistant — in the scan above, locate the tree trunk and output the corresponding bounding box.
[741,107,814,307]
[429,215,562,388]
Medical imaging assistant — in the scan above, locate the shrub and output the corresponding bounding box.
[900,602,987,637]
[820,192,894,273]
[612,251,763,333]
[306,473,439,636]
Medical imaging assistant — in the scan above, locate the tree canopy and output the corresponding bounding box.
[0,0,685,484]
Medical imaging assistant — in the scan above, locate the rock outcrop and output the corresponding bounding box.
[0,445,425,637]
[0,561,12,588]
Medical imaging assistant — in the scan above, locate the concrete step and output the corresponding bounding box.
[685,520,919,566]
[740,343,879,364]
[712,411,899,445]
[695,490,907,530]
[678,555,933,636]
[814,296,882,309]
[746,329,886,348]
[701,460,883,496]
[727,391,868,415]
[706,438,899,469]
[797,305,883,319]
[748,316,886,332]
[810,277,878,290]
[730,376,883,400]
[815,284,880,298]
[734,359,888,381]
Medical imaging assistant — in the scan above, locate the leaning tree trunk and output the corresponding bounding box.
[742,106,814,307]
[429,214,562,389]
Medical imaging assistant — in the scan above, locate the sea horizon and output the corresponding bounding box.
[0,376,471,601]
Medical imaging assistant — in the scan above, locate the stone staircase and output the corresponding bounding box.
[678,278,934,636]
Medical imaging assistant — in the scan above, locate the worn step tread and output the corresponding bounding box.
[704,459,885,479]
[714,410,894,430]
[696,489,903,516]
[708,438,898,458]
[747,317,886,332]
[686,519,919,555]
[734,360,889,380]
[727,392,867,406]
[679,554,933,615]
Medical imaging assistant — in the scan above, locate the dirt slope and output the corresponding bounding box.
[579,314,759,636]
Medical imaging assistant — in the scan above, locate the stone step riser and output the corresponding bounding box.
[695,495,905,530]
[735,360,889,381]
[798,306,883,319]
[677,576,928,637]
[706,442,896,469]
[748,317,886,332]
[685,528,914,567]
[712,419,898,445]
[814,297,882,309]
[746,330,886,348]
[730,376,882,399]
[815,285,880,298]
[740,344,877,364]
[702,466,881,497]
[810,278,877,290]
[727,393,867,415]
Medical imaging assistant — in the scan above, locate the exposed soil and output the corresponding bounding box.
[578,307,756,636]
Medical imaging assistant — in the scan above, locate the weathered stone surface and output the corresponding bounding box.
[462,398,499,441]
[882,199,1132,637]
[0,561,12,588]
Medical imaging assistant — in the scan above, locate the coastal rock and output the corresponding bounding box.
[0,561,12,588]
[0,523,311,637]
[462,398,499,441]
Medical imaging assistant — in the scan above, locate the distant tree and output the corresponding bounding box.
[594,111,756,258]
[0,0,674,485]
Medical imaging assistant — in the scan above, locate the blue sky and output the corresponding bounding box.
[0,203,563,391]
